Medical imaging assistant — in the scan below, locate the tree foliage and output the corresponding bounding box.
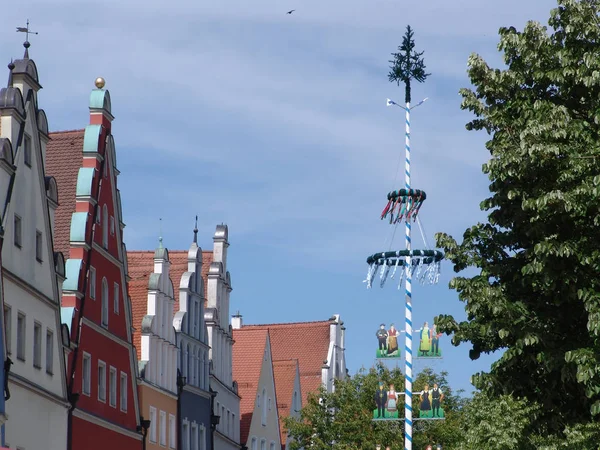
[435,0,600,435]
[388,25,430,103]
[284,365,464,450]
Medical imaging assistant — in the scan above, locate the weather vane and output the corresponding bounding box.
[16,19,38,42]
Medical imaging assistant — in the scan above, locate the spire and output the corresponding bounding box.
[7,59,15,87]
[193,215,198,244]
[158,218,163,248]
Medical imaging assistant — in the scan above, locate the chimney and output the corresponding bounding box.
[231,311,242,329]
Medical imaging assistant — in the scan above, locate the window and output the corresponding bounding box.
[14,214,22,248]
[260,439,266,450]
[109,366,117,407]
[200,426,206,450]
[82,353,91,395]
[191,424,198,450]
[270,443,275,450]
[149,407,157,443]
[23,133,32,167]
[182,422,189,450]
[96,207,101,224]
[160,410,167,446]
[35,230,43,262]
[102,204,108,248]
[120,372,128,411]
[169,414,176,449]
[89,266,96,299]
[46,329,54,374]
[293,391,298,411]
[110,216,115,235]
[98,360,106,402]
[227,410,230,435]
[114,283,120,314]
[17,312,25,361]
[101,278,109,327]
[33,322,42,369]
[268,397,272,410]
[251,437,257,450]
[4,305,11,355]
[261,388,267,425]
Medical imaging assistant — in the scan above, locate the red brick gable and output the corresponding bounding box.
[241,321,331,406]
[45,129,85,258]
[273,359,300,448]
[232,328,269,446]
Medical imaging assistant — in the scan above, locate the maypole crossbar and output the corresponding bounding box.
[364,25,444,450]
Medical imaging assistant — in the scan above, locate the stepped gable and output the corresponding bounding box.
[167,250,213,307]
[273,359,300,448]
[232,328,269,446]
[45,129,85,257]
[242,320,330,405]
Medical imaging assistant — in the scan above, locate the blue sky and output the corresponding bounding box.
[3,0,557,395]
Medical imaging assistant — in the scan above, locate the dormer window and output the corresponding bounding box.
[23,134,32,167]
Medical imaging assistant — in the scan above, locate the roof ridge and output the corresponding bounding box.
[243,320,332,328]
[49,129,85,135]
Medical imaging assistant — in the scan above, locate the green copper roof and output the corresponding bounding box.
[69,212,88,243]
[82,124,102,154]
[76,168,95,197]
[63,259,83,291]
[89,88,111,113]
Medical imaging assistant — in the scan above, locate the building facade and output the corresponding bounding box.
[232,329,280,450]
[0,42,70,450]
[205,225,240,450]
[231,314,347,406]
[46,78,143,449]
[127,243,179,450]
[170,225,212,450]
[0,136,12,447]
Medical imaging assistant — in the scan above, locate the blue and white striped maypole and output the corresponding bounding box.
[403,101,413,450]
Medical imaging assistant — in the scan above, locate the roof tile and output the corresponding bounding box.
[242,321,331,406]
[273,359,300,448]
[46,129,85,257]
[232,328,269,446]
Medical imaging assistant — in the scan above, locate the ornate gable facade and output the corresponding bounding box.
[46,78,143,449]
[0,43,69,450]
[204,225,240,450]
[127,243,178,450]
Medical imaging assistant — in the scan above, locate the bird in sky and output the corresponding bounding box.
[286,10,295,14]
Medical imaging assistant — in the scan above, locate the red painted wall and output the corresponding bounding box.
[71,415,141,450]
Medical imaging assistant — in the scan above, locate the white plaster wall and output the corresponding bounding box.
[4,278,65,396]
[246,338,280,449]
[214,434,240,450]
[4,383,68,450]
[211,376,240,448]
[2,98,55,300]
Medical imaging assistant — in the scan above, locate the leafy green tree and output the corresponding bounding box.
[435,0,600,435]
[284,365,464,450]
[455,392,540,450]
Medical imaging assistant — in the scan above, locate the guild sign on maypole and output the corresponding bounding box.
[364,25,444,450]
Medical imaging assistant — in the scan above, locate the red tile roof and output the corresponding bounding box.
[273,359,300,448]
[241,321,331,406]
[232,328,270,446]
[46,129,85,258]
[126,251,155,353]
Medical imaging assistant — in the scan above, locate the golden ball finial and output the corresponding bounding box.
[94,77,106,89]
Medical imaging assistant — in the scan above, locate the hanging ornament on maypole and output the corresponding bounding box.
[363,25,444,450]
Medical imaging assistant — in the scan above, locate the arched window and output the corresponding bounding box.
[182,343,188,380]
[200,351,205,389]
[101,278,109,327]
[261,388,267,425]
[102,204,108,248]
[293,391,298,411]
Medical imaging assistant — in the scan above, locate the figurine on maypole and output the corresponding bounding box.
[364,25,444,450]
